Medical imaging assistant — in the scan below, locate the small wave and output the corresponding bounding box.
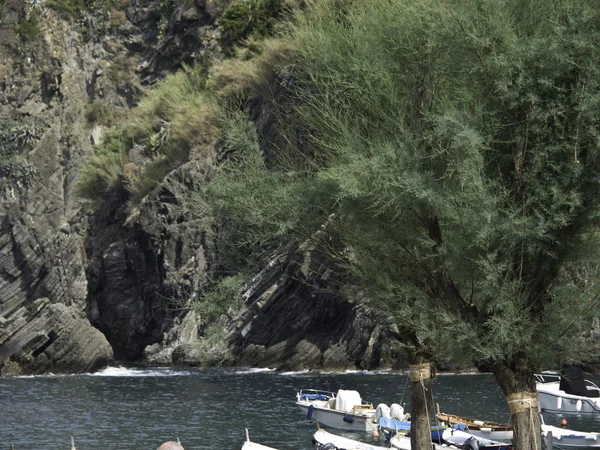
[314,369,395,376]
[88,367,193,377]
[9,373,68,379]
[280,369,311,376]
[436,371,486,376]
[230,367,276,375]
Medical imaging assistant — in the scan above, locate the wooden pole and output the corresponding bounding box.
[547,431,553,450]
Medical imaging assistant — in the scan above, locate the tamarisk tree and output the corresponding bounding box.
[206,1,600,449]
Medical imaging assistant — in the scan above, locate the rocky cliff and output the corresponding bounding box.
[0,0,115,375]
[0,0,407,375]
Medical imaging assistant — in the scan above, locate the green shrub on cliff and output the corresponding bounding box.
[219,0,283,51]
[190,273,246,326]
[85,101,118,126]
[16,11,40,42]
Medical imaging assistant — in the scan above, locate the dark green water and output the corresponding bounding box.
[2,367,600,450]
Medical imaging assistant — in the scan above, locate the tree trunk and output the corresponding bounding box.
[409,359,435,450]
[493,354,542,450]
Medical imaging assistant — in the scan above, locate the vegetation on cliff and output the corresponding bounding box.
[0,120,38,190]
[219,0,283,51]
[76,65,220,202]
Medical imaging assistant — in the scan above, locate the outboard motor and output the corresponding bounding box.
[375,403,391,421]
[320,444,338,450]
[462,437,480,450]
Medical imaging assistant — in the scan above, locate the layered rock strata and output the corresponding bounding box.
[0,2,117,375]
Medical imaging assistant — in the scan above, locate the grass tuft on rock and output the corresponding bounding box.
[76,64,222,204]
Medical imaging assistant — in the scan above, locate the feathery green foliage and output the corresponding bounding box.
[189,273,246,326]
[207,0,600,371]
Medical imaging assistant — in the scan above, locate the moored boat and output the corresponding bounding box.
[435,410,513,441]
[296,389,378,432]
[541,424,600,448]
[378,417,447,442]
[536,369,600,415]
[313,426,452,450]
[313,428,391,450]
[241,429,278,450]
[442,428,512,450]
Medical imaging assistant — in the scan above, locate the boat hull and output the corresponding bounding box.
[538,383,600,415]
[436,412,513,441]
[313,428,451,450]
[442,428,513,450]
[242,442,278,450]
[297,402,378,432]
[313,429,388,450]
[467,429,513,442]
[542,425,600,448]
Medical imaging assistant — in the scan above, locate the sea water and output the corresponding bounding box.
[2,368,600,450]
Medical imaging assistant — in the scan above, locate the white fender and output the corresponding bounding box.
[480,427,492,433]
[576,399,583,412]
[557,397,563,410]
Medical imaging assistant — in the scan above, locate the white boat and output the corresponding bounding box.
[313,427,453,450]
[542,424,600,448]
[435,411,513,441]
[241,429,277,450]
[536,369,600,415]
[313,428,391,450]
[442,428,512,450]
[296,389,378,432]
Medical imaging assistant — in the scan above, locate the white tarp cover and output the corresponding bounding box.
[390,403,405,421]
[376,403,391,421]
[335,389,362,411]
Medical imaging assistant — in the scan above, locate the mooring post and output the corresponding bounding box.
[547,430,553,450]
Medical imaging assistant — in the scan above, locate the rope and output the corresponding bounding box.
[399,372,409,405]
[410,363,434,382]
[421,374,431,443]
[410,363,436,449]
[506,392,539,450]
[506,392,538,414]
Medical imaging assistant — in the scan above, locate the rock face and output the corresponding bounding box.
[0,3,114,374]
[86,165,213,361]
[229,250,406,371]
[0,300,112,375]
